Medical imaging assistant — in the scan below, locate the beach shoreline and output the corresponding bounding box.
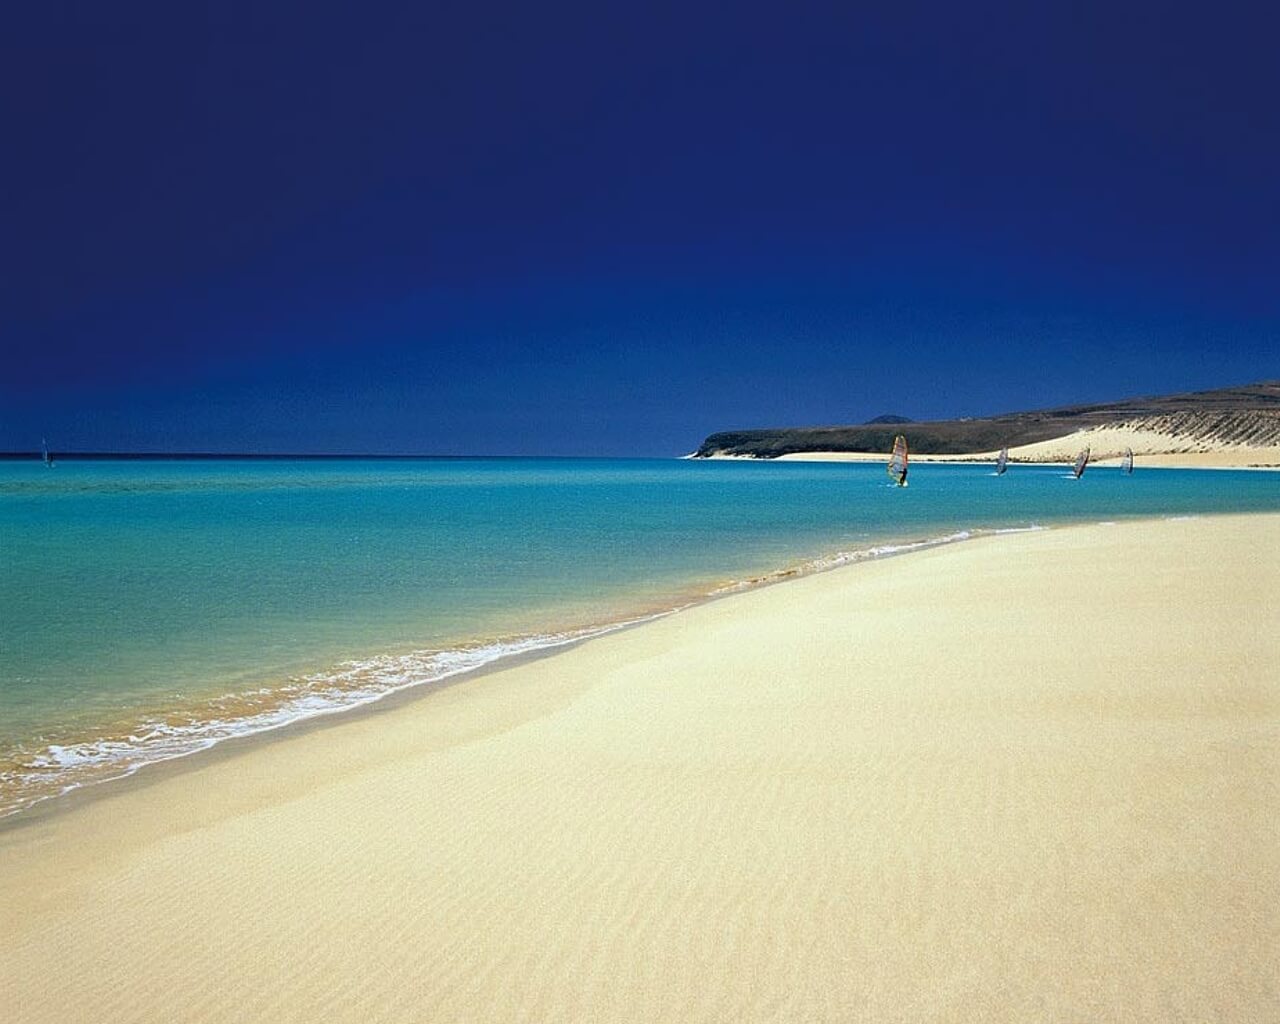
[699,449,1280,469]
[1,520,1049,829]
[7,456,1279,829]
[3,512,1277,1022]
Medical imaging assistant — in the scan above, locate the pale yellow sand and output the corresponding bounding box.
[771,435,1280,468]
[999,423,1280,468]
[3,516,1278,1023]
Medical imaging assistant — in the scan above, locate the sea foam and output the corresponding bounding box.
[1,618,668,820]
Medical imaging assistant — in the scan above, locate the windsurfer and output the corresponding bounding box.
[888,434,909,487]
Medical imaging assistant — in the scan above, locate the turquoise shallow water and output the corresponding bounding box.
[2,456,1278,816]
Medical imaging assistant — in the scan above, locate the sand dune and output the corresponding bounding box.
[773,419,1280,468]
[3,516,1277,1022]
[999,413,1280,467]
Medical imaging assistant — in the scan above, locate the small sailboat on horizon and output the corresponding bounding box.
[1072,446,1090,479]
[995,446,1009,475]
[887,435,909,487]
[41,438,54,469]
[1120,447,1134,475]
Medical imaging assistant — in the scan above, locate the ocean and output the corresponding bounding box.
[2,456,1278,818]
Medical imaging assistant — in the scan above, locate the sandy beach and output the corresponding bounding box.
[775,450,1280,468]
[768,437,1280,469]
[2,515,1277,1022]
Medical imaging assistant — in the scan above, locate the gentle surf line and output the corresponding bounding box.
[0,617,673,821]
[0,519,1103,822]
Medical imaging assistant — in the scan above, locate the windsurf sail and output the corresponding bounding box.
[1120,447,1133,475]
[1072,446,1090,479]
[887,434,908,484]
[996,446,1008,475]
[41,438,52,468]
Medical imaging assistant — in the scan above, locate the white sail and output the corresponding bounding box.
[41,438,51,468]
[1072,446,1090,479]
[996,446,1008,475]
[1120,447,1133,474]
[887,435,908,485]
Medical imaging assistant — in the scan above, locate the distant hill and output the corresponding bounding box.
[864,414,913,424]
[693,381,1280,458]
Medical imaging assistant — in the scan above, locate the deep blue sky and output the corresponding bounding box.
[2,1,1276,454]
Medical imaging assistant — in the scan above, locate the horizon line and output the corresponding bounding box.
[0,451,672,461]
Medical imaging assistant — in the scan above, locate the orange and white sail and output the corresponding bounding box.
[887,435,908,482]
